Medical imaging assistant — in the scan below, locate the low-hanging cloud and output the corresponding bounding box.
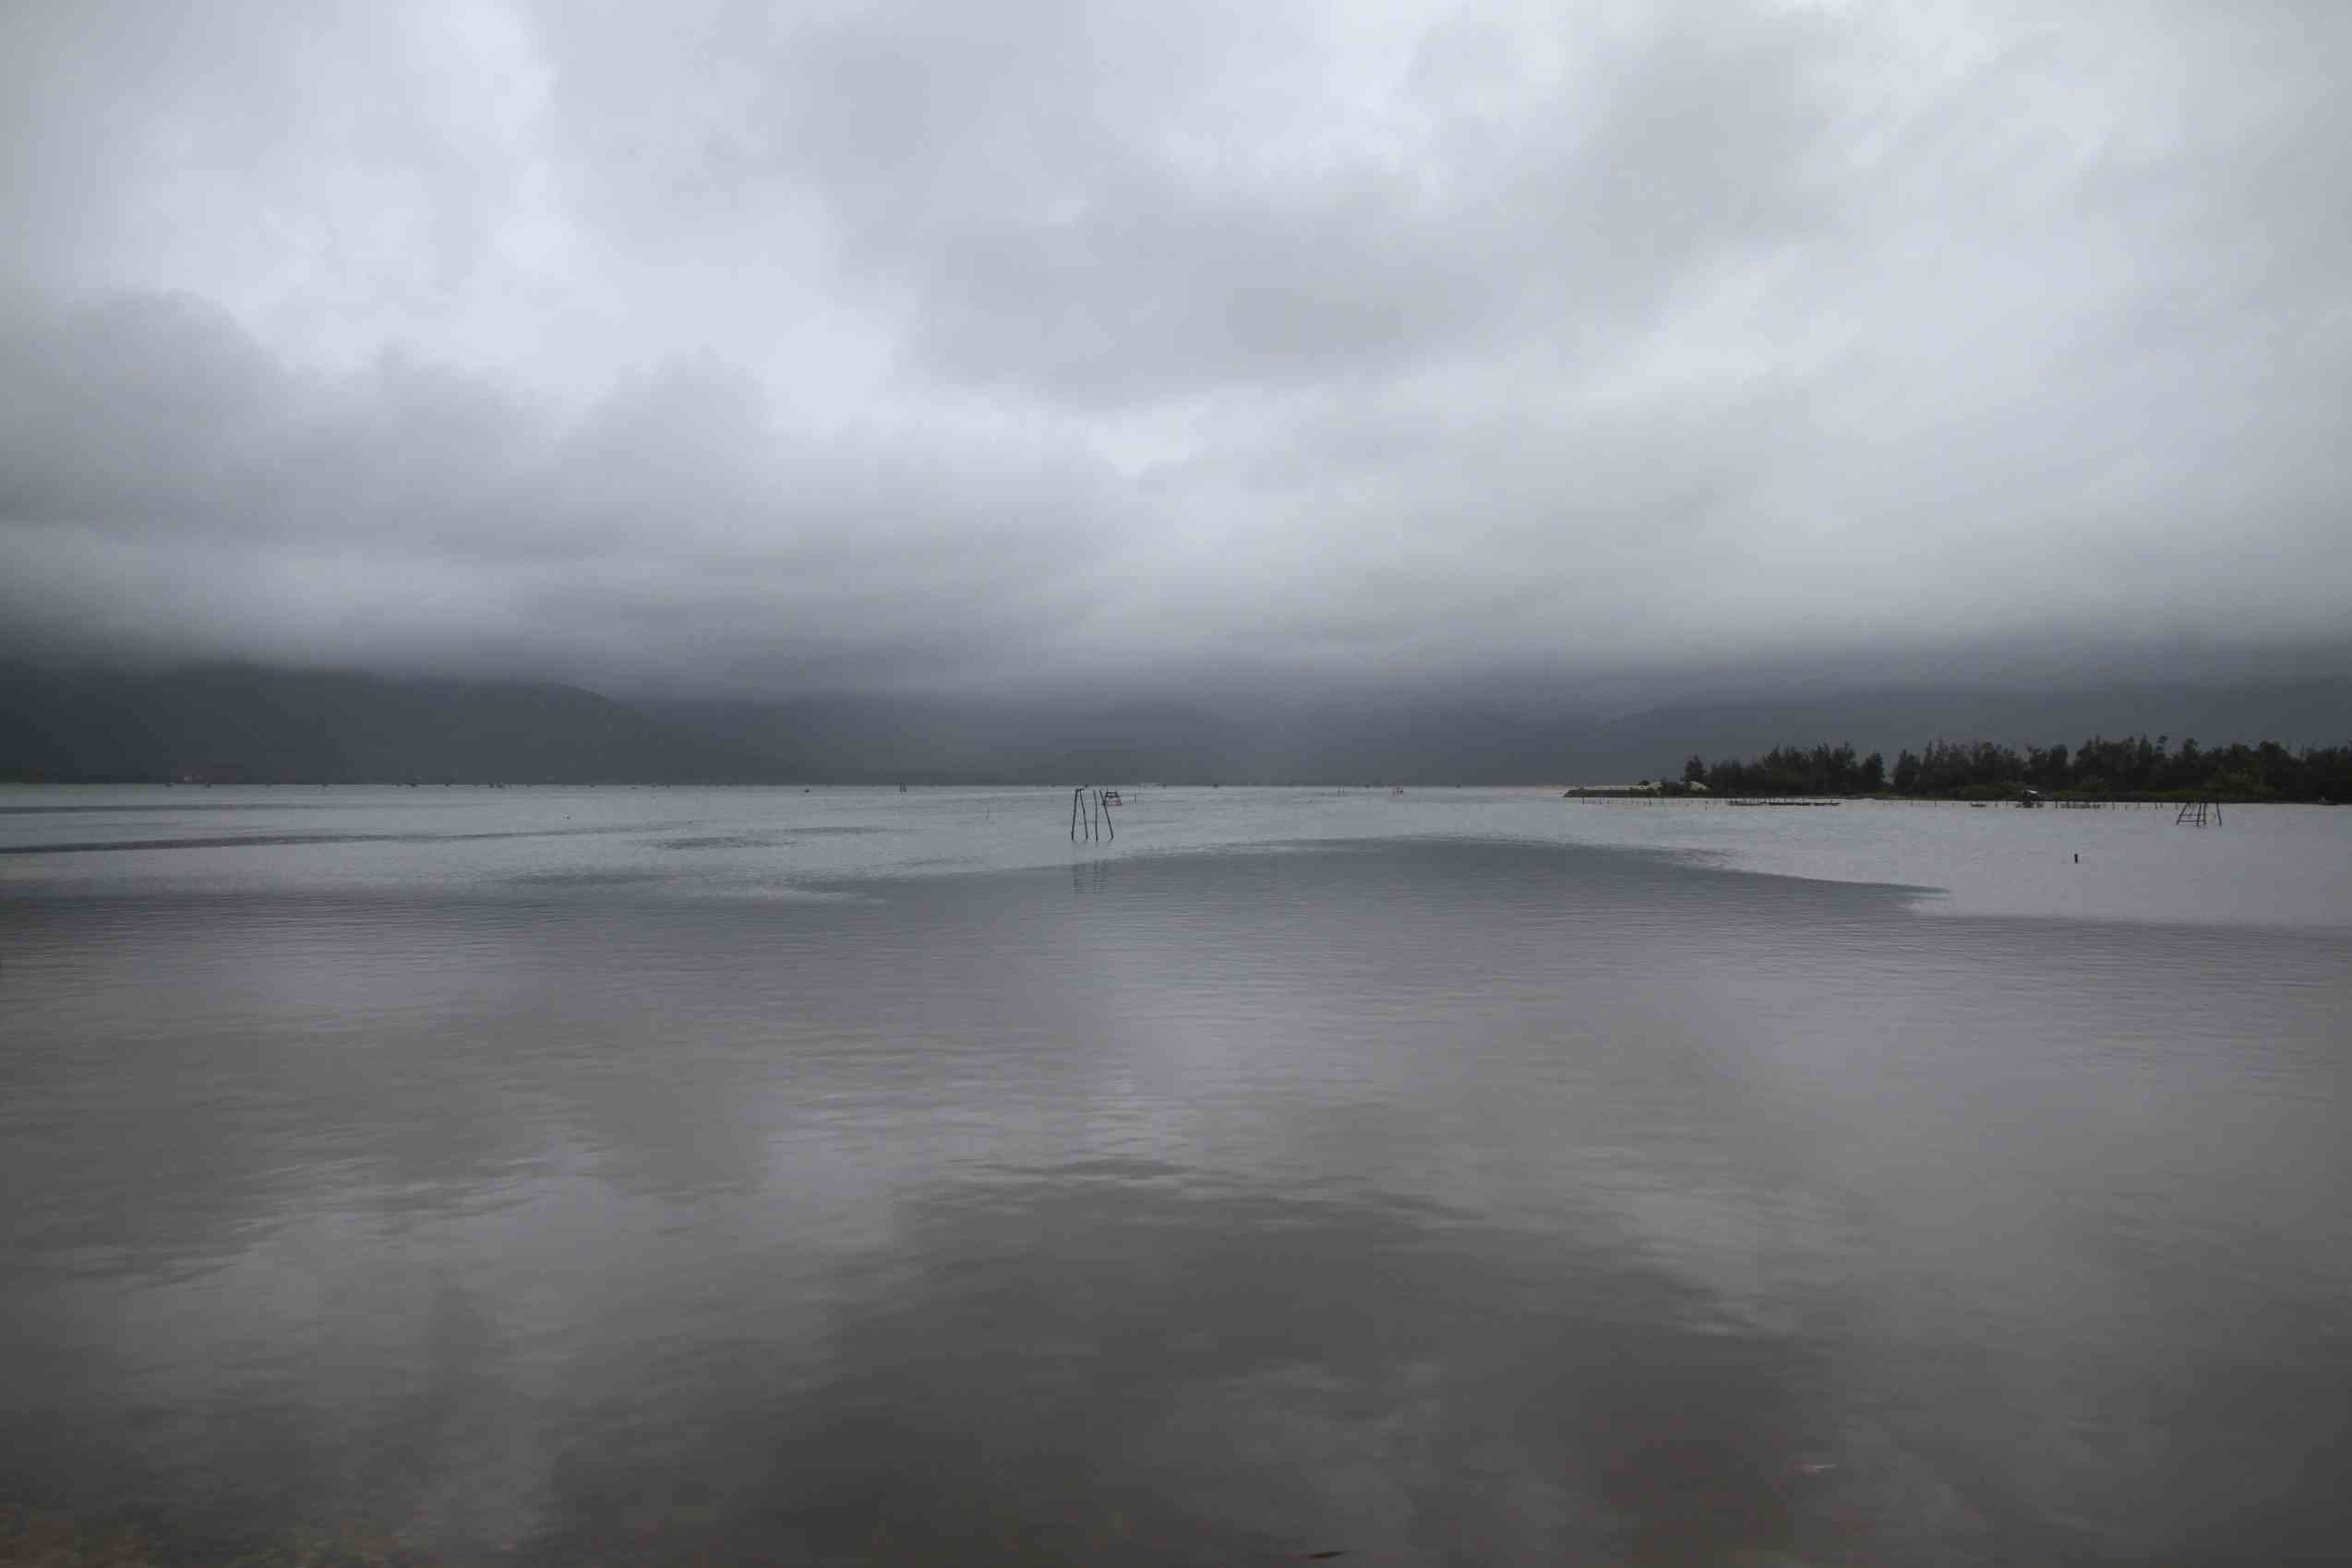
[3,0,2348,700]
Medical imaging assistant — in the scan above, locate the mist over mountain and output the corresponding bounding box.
[8,663,2344,786]
[0,664,772,784]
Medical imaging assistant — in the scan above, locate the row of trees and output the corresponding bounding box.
[1679,735,2352,801]
[1679,743,1887,797]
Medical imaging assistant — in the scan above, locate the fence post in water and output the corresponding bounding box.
[1098,788,1114,841]
[1071,786,1085,842]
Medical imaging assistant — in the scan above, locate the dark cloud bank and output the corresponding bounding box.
[3,1,2348,769]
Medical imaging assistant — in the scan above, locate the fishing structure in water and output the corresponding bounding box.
[2176,796,2223,826]
[1070,786,1117,842]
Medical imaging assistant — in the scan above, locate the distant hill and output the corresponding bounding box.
[659,682,2352,784]
[0,664,777,784]
[646,693,1585,784]
[3,664,2343,785]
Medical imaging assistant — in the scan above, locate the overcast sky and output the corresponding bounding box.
[3,0,2346,700]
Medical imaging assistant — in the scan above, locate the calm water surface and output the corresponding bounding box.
[4,788,2349,1565]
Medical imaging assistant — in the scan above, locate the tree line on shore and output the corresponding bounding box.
[1676,736,2352,801]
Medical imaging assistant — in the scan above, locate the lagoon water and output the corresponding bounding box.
[4,787,2349,1565]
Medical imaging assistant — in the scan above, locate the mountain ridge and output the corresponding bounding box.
[3,663,2345,785]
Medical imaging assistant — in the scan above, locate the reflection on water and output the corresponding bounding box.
[3,813,2350,1565]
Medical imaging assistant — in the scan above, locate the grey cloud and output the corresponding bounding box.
[700,0,1844,402]
[0,293,1127,688]
[2,1,2349,699]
